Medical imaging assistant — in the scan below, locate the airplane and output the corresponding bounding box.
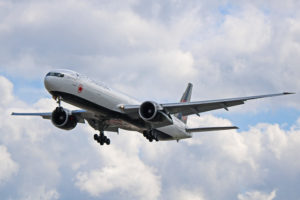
[12,69,294,146]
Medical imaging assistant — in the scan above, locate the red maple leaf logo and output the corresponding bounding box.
[78,85,83,93]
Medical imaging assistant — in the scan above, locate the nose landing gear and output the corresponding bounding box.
[54,96,63,107]
[94,131,110,145]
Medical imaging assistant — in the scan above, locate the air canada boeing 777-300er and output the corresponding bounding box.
[12,69,294,146]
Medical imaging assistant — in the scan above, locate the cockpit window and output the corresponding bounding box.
[46,72,64,78]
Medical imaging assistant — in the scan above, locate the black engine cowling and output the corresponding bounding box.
[51,107,77,130]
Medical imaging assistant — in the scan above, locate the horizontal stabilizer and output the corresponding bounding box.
[186,126,238,133]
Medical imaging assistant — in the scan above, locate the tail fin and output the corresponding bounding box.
[175,83,193,124]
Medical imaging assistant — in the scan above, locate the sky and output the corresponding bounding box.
[0,0,300,199]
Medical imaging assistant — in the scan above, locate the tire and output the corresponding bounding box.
[93,134,98,141]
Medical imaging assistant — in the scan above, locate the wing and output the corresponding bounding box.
[123,92,294,117]
[11,112,52,119]
[12,110,87,123]
[12,110,119,132]
[186,126,238,133]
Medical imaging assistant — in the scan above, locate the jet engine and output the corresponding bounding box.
[139,101,161,121]
[138,101,173,127]
[51,107,77,130]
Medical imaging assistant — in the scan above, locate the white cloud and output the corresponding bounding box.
[0,76,14,105]
[0,0,298,108]
[169,114,300,199]
[0,77,61,198]
[213,6,271,55]
[172,189,206,200]
[75,144,161,200]
[0,145,18,184]
[155,50,197,79]
[19,186,59,200]
[238,189,276,200]
[0,73,299,199]
[0,0,300,199]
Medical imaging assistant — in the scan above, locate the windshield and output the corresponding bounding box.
[46,72,64,78]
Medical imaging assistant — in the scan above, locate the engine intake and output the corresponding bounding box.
[139,101,159,121]
[138,101,173,127]
[51,107,77,130]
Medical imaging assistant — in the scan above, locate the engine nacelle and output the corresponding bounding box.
[51,107,77,130]
[138,101,173,127]
[139,101,161,121]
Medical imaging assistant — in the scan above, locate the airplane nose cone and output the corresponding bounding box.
[44,76,53,92]
[44,75,61,92]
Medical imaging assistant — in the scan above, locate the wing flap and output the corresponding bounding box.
[186,126,238,133]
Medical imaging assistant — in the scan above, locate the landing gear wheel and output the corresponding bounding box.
[94,134,98,141]
[106,139,110,145]
[143,130,159,143]
[93,131,111,146]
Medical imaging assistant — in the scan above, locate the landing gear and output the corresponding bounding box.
[143,130,159,142]
[94,131,110,145]
[55,96,62,107]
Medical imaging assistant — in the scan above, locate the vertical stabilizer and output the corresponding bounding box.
[175,83,193,124]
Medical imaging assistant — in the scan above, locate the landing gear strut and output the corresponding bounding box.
[94,131,110,145]
[56,96,62,107]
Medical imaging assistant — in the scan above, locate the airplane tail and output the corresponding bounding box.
[175,83,193,124]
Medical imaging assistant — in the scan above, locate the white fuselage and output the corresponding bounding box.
[44,70,192,140]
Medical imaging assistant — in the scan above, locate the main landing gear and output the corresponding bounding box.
[94,131,110,145]
[143,130,159,142]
